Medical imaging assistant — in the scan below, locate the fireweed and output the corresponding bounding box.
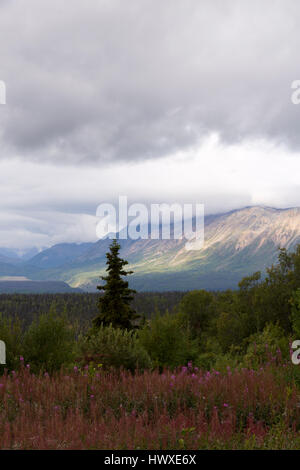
[0,361,299,449]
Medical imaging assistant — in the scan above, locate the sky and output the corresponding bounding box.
[0,0,300,250]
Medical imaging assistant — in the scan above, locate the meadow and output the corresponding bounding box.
[0,358,300,450]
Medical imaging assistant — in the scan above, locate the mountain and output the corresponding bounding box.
[74,205,300,291]
[0,246,42,262]
[0,254,21,265]
[28,242,94,269]
[0,280,82,294]
[2,206,300,292]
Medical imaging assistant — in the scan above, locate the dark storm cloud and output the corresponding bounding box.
[0,0,299,164]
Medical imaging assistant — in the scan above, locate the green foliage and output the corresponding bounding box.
[80,324,151,372]
[249,247,300,332]
[291,288,300,338]
[0,292,185,332]
[195,352,218,370]
[179,290,215,337]
[23,312,77,373]
[0,314,23,370]
[214,246,300,353]
[94,239,139,330]
[139,311,198,369]
[216,310,245,352]
[243,323,288,368]
[2,244,300,375]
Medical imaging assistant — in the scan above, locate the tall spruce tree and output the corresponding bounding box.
[93,239,139,329]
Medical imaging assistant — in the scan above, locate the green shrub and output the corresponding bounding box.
[23,312,77,373]
[291,288,300,338]
[243,323,289,368]
[139,311,199,369]
[195,352,217,370]
[80,324,151,372]
[216,309,251,353]
[179,290,215,336]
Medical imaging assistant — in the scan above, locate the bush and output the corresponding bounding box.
[243,323,289,368]
[179,290,215,336]
[139,311,199,369]
[216,310,246,353]
[291,288,300,338]
[23,312,77,373]
[80,324,152,372]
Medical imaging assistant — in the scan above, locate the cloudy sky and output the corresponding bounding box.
[0,0,300,250]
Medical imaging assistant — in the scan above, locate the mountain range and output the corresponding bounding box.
[1,206,300,292]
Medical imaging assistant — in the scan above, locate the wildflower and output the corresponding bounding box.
[20,356,24,361]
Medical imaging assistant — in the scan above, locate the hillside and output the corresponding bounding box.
[1,206,300,291]
[0,280,82,294]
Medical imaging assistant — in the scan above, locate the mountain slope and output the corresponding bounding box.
[32,206,300,291]
[0,280,82,294]
[28,242,94,269]
[4,206,300,292]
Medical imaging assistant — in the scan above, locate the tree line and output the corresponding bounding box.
[1,240,300,373]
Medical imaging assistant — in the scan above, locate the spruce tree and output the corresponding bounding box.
[93,239,139,329]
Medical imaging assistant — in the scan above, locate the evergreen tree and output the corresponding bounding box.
[93,239,139,329]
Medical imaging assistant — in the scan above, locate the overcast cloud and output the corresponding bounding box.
[0,0,300,249]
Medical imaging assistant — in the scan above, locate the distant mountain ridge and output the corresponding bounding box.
[28,243,94,269]
[1,206,300,292]
[0,280,82,294]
